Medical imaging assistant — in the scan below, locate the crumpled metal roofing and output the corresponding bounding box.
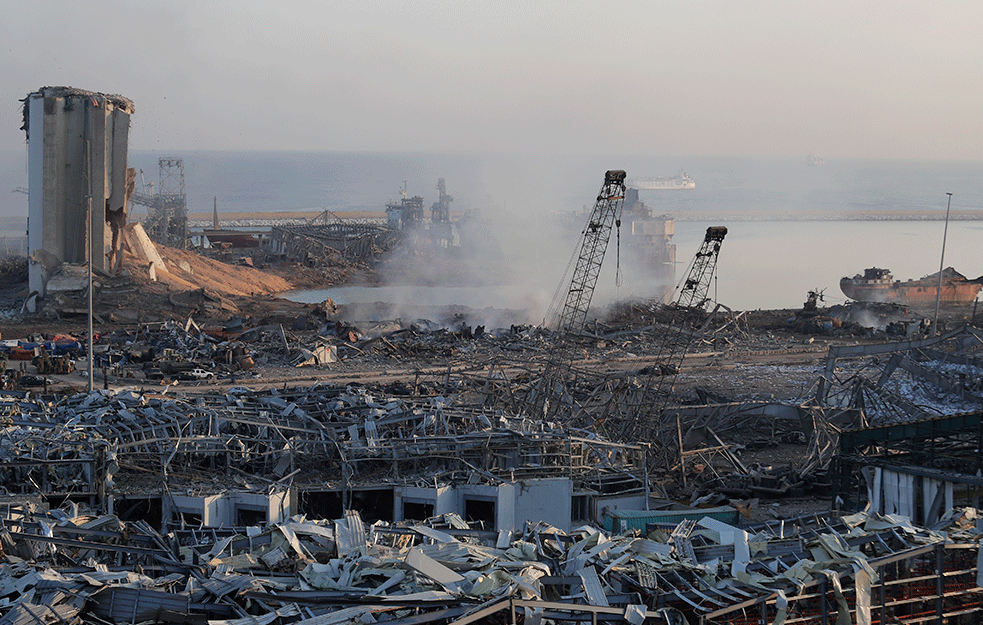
[0,502,975,625]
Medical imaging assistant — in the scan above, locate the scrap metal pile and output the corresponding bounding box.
[270,222,401,266]
[0,312,855,509]
[0,384,644,504]
[817,325,983,425]
[10,300,983,514]
[0,502,978,624]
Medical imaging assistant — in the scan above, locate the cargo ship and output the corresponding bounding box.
[628,172,695,190]
[840,267,983,304]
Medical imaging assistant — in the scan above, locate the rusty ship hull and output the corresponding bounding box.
[840,267,983,304]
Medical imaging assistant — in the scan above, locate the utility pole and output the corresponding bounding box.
[87,192,93,393]
[83,102,94,393]
[932,192,953,335]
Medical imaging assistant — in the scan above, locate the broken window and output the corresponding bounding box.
[464,498,496,528]
[572,494,591,523]
[300,491,344,520]
[235,507,267,527]
[179,512,202,528]
[350,489,394,523]
[116,497,162,528]
[402,500,435,521]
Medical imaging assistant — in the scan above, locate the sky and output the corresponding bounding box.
[0,0,981,160]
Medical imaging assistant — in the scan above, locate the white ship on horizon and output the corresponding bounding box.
[628,171,695,190]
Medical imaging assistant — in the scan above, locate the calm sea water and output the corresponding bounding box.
[2,149,980,313]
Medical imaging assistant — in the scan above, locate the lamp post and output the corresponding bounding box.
[83,102,94,393]
[932,192,953,336]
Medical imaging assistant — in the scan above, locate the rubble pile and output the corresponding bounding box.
[0,312,853,511]
[817,325,983,424]
[6,307,981,518]
[0,502,977,624]
[0,385,644,506]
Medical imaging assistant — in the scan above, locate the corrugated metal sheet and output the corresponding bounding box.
[90,586,191,624]
[200,573,264,599]
[0,602,79,625]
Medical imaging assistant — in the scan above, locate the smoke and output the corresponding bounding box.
[369,158,676,329]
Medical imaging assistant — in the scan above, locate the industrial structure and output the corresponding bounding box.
[131,157,190,248]
[271,179,462,268]
[21,87,134,304]
[527,175,726,453]
[430,177,454,247]
[525,171,628,418]
[385,183,426,232]
[623,187,676,304]
[11,124,983,621]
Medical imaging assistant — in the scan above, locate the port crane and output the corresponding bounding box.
[594,226,727,469]
[556,170,628,334]
[537,223,727,456]
[524,170,627,417]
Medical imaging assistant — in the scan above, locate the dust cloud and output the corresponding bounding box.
[367,160,675,329]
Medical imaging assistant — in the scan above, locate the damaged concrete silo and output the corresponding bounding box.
[21,86,134,308]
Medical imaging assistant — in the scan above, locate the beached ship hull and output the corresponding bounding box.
[840,267,982,304]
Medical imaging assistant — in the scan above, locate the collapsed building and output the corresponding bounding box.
[0,384,646,533]
[0,456,979,624]
[0,370,981,623]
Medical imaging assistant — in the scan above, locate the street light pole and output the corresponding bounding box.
[83,103,94,393]
[932,192,953,336]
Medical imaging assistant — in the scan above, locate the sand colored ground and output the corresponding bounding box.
[122,245,291,297]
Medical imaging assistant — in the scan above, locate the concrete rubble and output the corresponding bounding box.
[0,302,980,622]
[0,357,976,622]
[4,305,983,510]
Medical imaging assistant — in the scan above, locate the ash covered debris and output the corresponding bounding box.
[0,497,977,624]
[817,325,983,424]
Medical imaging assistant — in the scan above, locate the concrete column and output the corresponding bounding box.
[90,101,109,272]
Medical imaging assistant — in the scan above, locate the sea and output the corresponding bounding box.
[1,149,981,315]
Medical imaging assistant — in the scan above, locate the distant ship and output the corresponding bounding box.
[840,267,983,304]
[806,153,825,166]
[628,172,695,190]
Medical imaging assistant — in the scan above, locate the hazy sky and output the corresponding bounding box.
[1,0,980,160]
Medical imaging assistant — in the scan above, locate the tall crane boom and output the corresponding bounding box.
[674,226,727,310]
[523,170,627,418]
[649,226,727,386]
[555,170,627,334]
[603,226,728,446]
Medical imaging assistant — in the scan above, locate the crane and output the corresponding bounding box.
[555,170,627,334]
[523,170,627,417]
[596,226,727,462]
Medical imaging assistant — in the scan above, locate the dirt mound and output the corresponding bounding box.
[123,245,291,297]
